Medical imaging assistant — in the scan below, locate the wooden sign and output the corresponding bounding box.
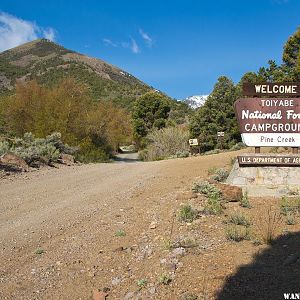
[243,82,300,97]
[234,98,300,147]
[238,154,300,167]
[189,139,198,146]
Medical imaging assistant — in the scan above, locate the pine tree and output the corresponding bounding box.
[190,76,241,152]
[132,91,171,143]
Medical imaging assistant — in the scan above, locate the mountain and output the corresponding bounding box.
[0,39,151,108]
[182,95,208,109]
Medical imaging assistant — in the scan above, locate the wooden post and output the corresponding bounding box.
[255,147,261,154]
[292,147,298,154]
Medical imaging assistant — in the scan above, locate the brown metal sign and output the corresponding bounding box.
[234,98,300,147]
[238,154,300,167]
[243,83,300,97]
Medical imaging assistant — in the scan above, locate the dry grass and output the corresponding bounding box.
[258,205,283,244]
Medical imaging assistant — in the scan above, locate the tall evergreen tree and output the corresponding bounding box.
[283,27,300,68]
[190,76,240,151]
[132,91,171,143]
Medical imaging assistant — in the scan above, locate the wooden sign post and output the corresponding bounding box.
[189,139,200,155]
[217,131,224,150]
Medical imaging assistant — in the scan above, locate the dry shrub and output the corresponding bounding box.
[257,205,283,244]
[0,79,133,162]
[140,126,189,161]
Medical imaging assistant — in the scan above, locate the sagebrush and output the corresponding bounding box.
[0,132,75,166]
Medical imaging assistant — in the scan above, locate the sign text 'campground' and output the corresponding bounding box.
[234,98,300,147]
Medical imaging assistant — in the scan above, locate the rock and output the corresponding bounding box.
[125,247,133,254]
[213,182,243,202]
[149,221,157,229]
[0,153,29,172]
[124,292,135,300]
[93,290,107,300]
[58,153,75,166]
[112,276,122,285]
[114,246,125,252]
[148,286,156,294]
[172,247,186,256]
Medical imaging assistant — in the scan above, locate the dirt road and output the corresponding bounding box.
[0,150,245,299]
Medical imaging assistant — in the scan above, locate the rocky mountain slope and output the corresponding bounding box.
[0,39,151,108]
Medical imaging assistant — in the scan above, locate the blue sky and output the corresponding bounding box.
[0,0,299,99]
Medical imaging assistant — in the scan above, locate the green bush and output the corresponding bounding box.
[204,193,224,215]
[0,132,74,166]
[230,142,246,151]
[286,213,297,225]
[178,204,198,222]
[204,149,221,155]
[192,181,223,215]
[0,140,10,156]
[226,225,251,242]
[76,138,110,163]
[210,168,229,182]
[137,278,147,288]
[176,150,189,158]
[207,167,217,175]
[115,229,126,237]
[240,191,251,208]
[158,273,172,285]
[226,213,251,227]
[192,181,221,198]
[280,196,300,216]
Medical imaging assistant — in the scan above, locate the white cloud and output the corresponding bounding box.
[0,12,56,52]
[42,28,56,41]
[102,38,117,47]
[130,37,139,54]
[139,28,153,47]
[104,37,140,54]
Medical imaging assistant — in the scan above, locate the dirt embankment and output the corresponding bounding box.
[1,150,299,299]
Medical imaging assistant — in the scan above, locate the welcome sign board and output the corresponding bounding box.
[243,83,300,97]
[234,98,300,147]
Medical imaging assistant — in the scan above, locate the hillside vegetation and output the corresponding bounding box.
[0,39,150,109]
[0,79,133,162]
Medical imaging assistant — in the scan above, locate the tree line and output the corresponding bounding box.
[189,27,300,152]
[0,79,132,162]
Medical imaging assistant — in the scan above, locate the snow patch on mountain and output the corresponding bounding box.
[182,95,208,109]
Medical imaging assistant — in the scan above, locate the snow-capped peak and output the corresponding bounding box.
[182,95,208,109]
